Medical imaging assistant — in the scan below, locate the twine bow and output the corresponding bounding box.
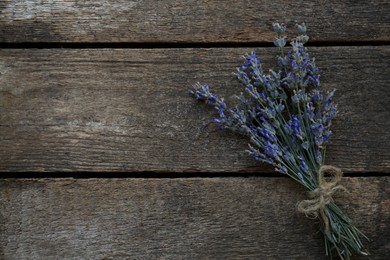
[297,165,347,233]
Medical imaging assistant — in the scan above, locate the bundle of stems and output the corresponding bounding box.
[191,23,368,259]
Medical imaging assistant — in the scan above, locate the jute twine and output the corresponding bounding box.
[297,165,347,234]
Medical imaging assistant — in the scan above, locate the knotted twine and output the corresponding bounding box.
[297,165,347,234]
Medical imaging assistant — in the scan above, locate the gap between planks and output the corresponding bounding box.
[0,172,390,179]
[0,40,390,49]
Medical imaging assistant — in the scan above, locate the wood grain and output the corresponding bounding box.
[0,47,389,173]
[0,0,389,43]
[0,177,388,259]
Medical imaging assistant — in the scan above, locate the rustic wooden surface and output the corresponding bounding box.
[1,0,389,259]
[0,0,389,43]
[0,177,389,259]
[0,47,389,173]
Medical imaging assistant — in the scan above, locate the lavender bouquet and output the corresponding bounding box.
[191,23,367,259]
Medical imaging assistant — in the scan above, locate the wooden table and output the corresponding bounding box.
[1,1,389,259]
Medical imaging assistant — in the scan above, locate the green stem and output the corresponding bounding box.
[319,202,368,259]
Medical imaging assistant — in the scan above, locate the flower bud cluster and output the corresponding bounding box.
[192,23,337,188]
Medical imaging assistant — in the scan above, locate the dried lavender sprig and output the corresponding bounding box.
[190,23,368,259]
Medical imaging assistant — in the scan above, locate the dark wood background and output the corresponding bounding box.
[0,1,389,259]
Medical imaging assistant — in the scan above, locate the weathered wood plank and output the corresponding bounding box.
[0,0,389,43]
[0,177,388,259]
[0,47,389,173]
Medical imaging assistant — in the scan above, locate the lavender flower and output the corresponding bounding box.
[191,23,367,259]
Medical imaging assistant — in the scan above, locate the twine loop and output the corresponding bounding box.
[297,165,347,233]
